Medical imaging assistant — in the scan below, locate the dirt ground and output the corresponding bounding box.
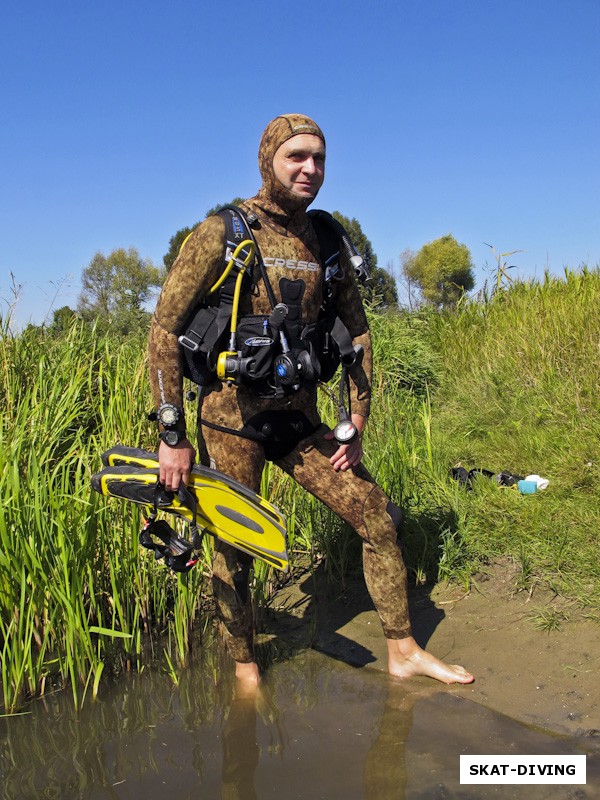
[265,557,600,740]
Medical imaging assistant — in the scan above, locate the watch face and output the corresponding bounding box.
[163,430,180,446]
[158,404,179,427]
[334,421,357,444]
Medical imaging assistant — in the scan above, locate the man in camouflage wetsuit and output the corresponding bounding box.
[148,114,473,687]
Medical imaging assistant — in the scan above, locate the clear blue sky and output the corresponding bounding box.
[2,0,599,327]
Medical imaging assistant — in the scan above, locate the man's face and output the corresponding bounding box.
[272,134,325,199]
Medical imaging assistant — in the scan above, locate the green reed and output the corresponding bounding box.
[0,317,209,712]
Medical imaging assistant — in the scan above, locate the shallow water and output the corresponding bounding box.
[1,642,598,800]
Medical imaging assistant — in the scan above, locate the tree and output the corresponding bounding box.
[49,305,78,334]
[332,212,397,309]
[78,247,162,333]
[163,198,245,271]
[401,234,475,309]
[397,250,422,310]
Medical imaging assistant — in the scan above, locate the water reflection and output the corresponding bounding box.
[221,684,260,800]
[1,641,598,799]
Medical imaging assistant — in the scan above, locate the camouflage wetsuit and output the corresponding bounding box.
[148,115,411,663]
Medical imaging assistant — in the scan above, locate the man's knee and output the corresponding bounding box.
[363,486,400,529]
[386,500,402,530]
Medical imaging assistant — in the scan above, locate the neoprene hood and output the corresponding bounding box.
[258,114,326,213]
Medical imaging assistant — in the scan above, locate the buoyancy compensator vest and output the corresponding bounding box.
[177,206,368,398]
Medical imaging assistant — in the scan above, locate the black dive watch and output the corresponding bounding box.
[154,403,185,447]
[159,429,186,447]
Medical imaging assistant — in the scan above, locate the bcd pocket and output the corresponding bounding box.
[179,305,230,385]
[234,315,278,381]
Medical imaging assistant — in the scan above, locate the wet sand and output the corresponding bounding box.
[265,557,600,738]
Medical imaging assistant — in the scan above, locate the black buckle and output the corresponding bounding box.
[137,481,204,573]
[139,518,199,573]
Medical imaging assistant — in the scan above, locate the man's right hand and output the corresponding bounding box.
[158,438,196,491]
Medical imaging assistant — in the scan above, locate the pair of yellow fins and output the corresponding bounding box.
[91,446,288,571]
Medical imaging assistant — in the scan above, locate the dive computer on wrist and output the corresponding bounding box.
[159,429,186,447]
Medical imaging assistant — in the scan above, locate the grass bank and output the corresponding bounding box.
[0,320,208,712]
[422,268,600,609]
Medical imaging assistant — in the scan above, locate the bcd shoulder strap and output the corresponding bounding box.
[178,207,255,384]
[308,209,369,285]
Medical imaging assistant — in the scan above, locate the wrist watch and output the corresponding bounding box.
[159,429,186,447]
[156,403,182,428]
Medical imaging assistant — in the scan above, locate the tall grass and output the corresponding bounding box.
[2,266,599,710]
[291,268,600,605]
[422,267,600,603]
[1,318,207,712]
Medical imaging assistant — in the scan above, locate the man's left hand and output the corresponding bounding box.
[324,414,366,472]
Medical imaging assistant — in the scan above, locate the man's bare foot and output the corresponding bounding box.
[235,660,261,690]
[387,637,474,685]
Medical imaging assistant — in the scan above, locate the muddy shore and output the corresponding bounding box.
[264,557,600,739]
[2,558,598,799]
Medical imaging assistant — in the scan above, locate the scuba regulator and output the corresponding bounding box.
[217,302,317,392]
[274,348,315,389]
[214,236,257,382]
[215,216,318,397]
[270,304,316,391]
